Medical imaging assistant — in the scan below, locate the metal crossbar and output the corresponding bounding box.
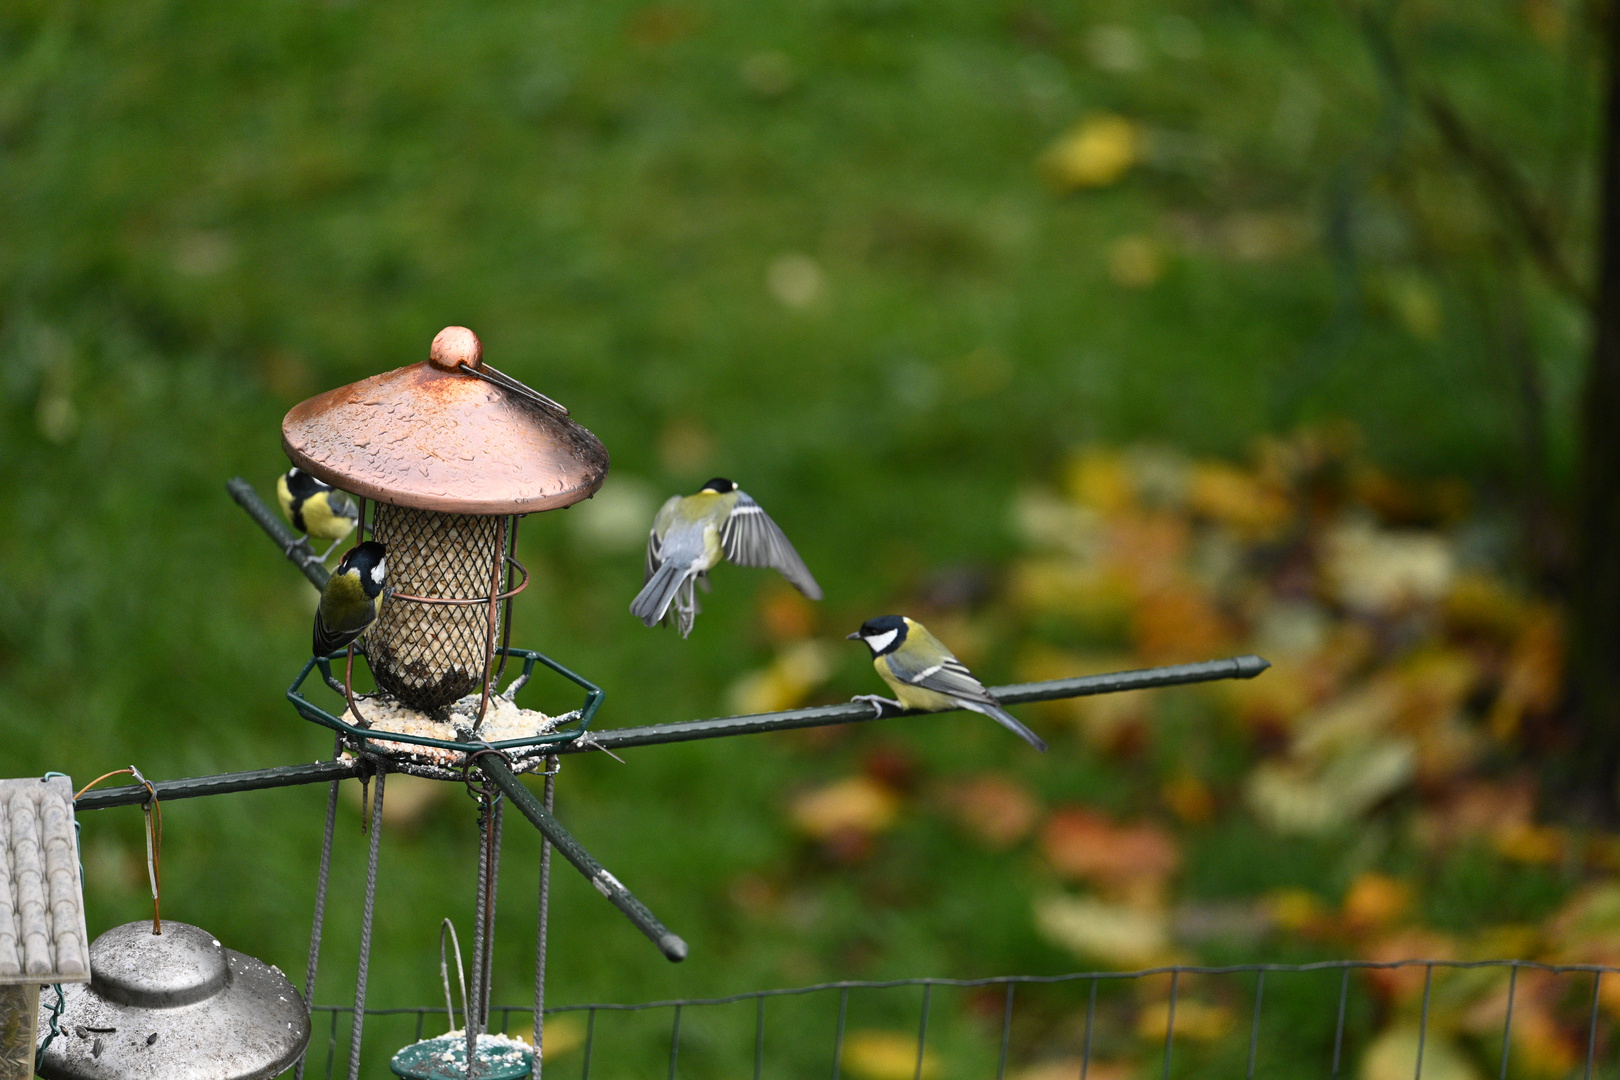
[307,960,1620,1080]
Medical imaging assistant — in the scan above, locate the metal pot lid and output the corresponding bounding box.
[36,921,310,1080]
[281,327,610,515]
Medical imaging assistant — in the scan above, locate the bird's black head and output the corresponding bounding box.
[846,615,909,656]
[699,477,738,494]
[336,541,388,598]
[283,466,333,499]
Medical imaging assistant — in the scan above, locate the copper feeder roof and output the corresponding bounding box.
[281,327,609,515]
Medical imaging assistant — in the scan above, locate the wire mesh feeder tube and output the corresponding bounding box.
[369,505,506,712]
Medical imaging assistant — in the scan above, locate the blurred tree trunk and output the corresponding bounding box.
[1568,3,1620,819]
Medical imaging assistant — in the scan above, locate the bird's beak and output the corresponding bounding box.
[846,631,863,641]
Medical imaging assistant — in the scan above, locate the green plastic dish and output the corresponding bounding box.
[390,1033,533,1080]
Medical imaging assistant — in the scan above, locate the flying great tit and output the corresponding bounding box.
[632,478,822,638]
[847,615,1048,752]
[277,467,360,563]
[314,541,388,657]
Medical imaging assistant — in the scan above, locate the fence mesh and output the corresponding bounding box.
[304,960,1620,1080]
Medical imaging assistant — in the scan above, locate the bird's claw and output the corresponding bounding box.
[851,695,901,720]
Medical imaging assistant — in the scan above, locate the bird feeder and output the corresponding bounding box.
[281,327,609,771]
[35,921,309,1080]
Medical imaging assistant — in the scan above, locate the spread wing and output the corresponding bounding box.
[644,495,684,583]
[720,492,822,599]
[883,635,997,706]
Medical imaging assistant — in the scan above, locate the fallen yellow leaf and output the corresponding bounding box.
[790,776,900,840]
[1041,115,1141,190]
[1034,894,1171,969]
[505,1014,586,1062]
[1360,1026,1481,1080]
[1135,999,1232,1042]
[841,1030,939,1080]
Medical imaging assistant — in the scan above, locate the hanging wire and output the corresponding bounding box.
[456,361,569,416]
[535,755,559,1080]
[34,983,65,1074]
[295,738,344,1080]
[75,766,161,933]
[462,747,508,1079]
[346,770,385,1080]
[441,919,471,1037]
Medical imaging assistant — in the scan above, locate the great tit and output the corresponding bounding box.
[314,541,388,657]
[277,467,361,563]
[632,478,822,637]
[847,615,1048,752]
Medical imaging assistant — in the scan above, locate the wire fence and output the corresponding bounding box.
[304,959,1620,1080]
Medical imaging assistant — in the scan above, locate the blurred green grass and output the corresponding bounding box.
[0,0,1599,1076]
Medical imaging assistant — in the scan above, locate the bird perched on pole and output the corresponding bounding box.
[277,467,360,563]
[847,615,1048,752]
[314,541,388,657]
[632,478,822,637]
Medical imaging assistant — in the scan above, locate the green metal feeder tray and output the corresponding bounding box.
[286,646,602,760]
[390,1033,533,1080]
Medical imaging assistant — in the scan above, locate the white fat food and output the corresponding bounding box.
[338,693,558,767]
[864,629,898,653]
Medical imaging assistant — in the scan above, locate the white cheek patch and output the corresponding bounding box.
[371,560,386,585]
[864,629,898,653]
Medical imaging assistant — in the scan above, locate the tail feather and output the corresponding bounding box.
[313,613,362,658]
[631,561,690,628]
[964,699,1049,753]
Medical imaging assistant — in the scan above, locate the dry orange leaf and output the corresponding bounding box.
[1186,461,1292,536]
[1360,930,1456,1003]
[1162,773,1215,824]
[759,585,817,641]
[1040,808,1180,893]
[1341,872,1410,934]
[1461,969,1580,1078]
[790,776,900,841]
[1131,584,1232,663]
[1489,607,1563,740]
[940,774,1040,849]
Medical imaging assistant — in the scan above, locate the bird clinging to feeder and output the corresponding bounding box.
[275,467,360,564]
[313,541,388,657]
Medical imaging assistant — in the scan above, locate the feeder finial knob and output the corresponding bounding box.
[429,326,483,371]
